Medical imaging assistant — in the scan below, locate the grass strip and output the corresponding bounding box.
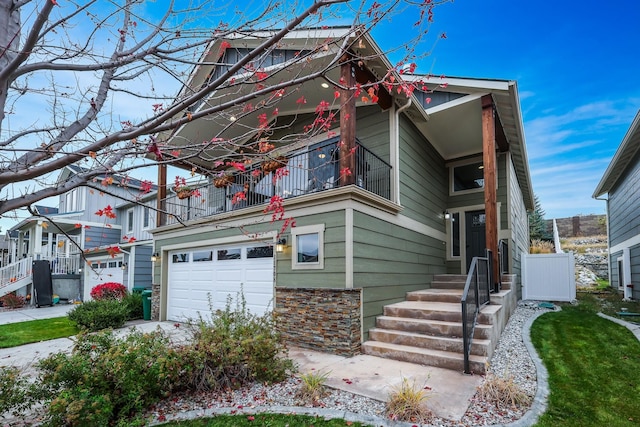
[531,303,640,427]
[0,316,78,348]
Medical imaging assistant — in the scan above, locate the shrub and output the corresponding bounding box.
[385,377,434,424]
[90,282,127,301]
[0,366,38,416]
[477,372,532,408]
[68,299,128,331]
[178,293,294,392]
[530,239,555,254]
[0,293,26,309]
[296,370,330,406]
[36,329,184,427]
[123,292,143,320]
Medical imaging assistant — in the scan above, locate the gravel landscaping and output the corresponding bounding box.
[144,302,553,427]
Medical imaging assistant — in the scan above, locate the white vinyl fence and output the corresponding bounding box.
[522,252,576,302]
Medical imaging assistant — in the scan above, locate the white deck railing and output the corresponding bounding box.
[0,256,33,292]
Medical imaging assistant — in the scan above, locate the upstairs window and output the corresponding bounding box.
[126,208,134,234]
[451,161,484,194]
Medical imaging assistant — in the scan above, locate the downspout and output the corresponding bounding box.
[391,98,412,205]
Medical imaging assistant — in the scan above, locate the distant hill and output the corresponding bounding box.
[545,214,606,238]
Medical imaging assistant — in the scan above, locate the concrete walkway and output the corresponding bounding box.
[0,304,481,421]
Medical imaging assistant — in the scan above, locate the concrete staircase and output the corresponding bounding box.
[362,274,516,374]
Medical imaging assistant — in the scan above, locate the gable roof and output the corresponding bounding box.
[593,110,640,198]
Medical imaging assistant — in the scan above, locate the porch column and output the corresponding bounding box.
[339,55,356,186]
[157,164,167,227]
[33,221,43,259]
[482,95,499,285]
[17,230,24,258]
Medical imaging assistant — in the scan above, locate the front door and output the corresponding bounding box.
[465,210,486,271]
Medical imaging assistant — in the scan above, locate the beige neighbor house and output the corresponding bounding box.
[149,27,534,374]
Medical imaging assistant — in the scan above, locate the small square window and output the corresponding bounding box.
[297,234,319,263]
[291,224,325,270]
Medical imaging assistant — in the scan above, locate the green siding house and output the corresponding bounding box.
[149,28,534,372]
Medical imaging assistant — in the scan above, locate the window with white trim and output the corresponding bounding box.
[143,206,151,229]
[291,224,325,270]
[450,161,484,194]
[126,208,134,233]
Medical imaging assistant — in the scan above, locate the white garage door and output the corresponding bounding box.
[84,257,124,300]
[167,242,274,322]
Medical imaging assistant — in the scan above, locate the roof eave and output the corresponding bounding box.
[593,110,640,198]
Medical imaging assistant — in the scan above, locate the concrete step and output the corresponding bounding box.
[368,328,490,356]
[430,280,466,290]
[433,274,468,282]
[361,341,487,374]
[383,301,464,322]
[407,288,463,303]
[375,316,493,339]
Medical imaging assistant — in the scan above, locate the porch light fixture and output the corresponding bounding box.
[320,82,329,89]
[444,211,451,220]
[151,252,159,262]
[276,238,287,253]
[121,263,127,271]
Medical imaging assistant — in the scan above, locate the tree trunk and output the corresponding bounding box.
[0,0,20,128]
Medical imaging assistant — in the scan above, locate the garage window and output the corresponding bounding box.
[291,224,325,270]
[247,245,273,258]
[218,248,241,260]
[193,250,213,262]
[172,253,189,263]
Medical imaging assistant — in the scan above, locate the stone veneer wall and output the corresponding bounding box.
[275,287,361,356]
[151,283,160,321]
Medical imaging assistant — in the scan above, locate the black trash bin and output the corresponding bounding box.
[141,290,152,320]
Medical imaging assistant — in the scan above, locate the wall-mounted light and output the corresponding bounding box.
[78,267,83,273]
[121,263,128,271]
[444,211,451,220]
[276,238,287,253]
[151,252,159,262]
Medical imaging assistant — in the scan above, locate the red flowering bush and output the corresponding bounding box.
[90,282,127,301]
[0,293,26,309]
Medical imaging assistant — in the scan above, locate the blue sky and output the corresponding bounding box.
[2,0,638,233]
[404,0,640,218]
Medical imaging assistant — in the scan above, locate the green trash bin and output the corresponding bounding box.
[141,290,152,320]
[132,287,145,295]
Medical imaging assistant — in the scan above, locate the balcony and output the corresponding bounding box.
[161,138,392,226]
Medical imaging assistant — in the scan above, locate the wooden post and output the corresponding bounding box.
[482,95,499,285]
[156,164,167,227]
[339,56,356,186]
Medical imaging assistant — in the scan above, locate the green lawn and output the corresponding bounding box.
[0,316,78,348]
[531,292,640,427]
[160,414,371,426]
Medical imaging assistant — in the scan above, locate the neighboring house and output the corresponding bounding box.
[0,165,156,302]
[150,28,534,371]
[593,110,640,300]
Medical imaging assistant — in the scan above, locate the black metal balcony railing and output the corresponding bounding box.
[162,139,392,226]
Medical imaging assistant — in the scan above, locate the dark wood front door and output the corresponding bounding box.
[465,210,486,271]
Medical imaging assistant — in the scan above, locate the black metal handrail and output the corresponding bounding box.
[461,250,492,374]
[161,139,392,226]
